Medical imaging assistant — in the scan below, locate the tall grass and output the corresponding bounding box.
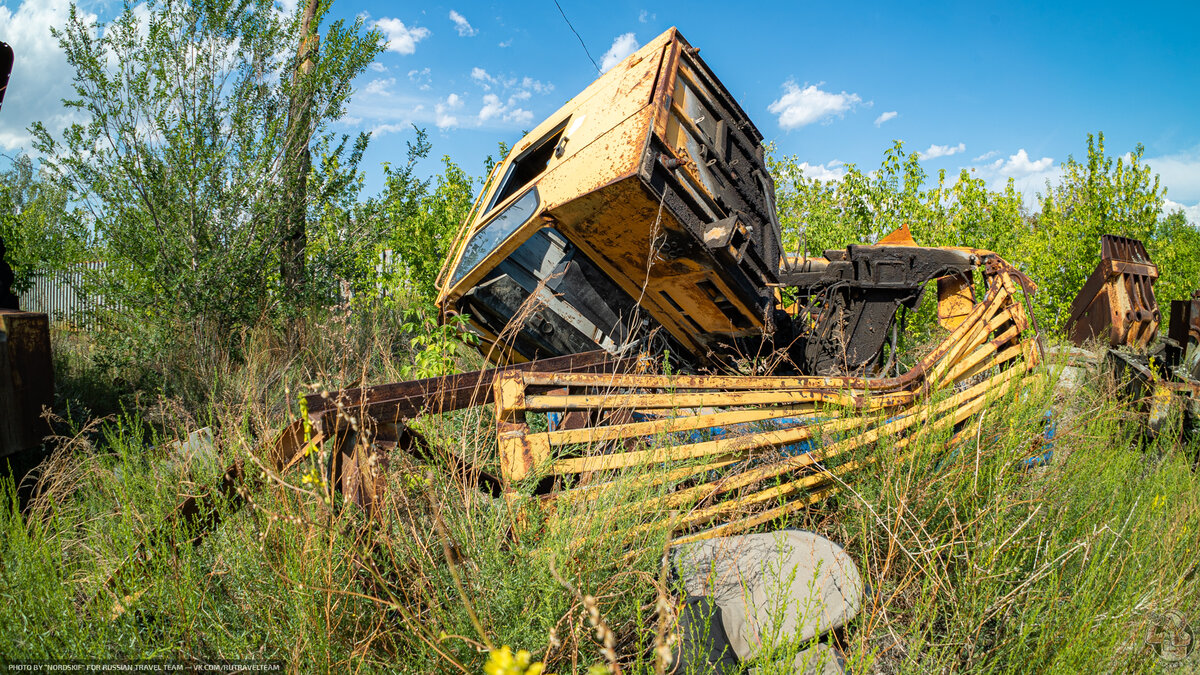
[2,306,1198,673]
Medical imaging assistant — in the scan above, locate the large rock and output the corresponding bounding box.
[672,530,863,673]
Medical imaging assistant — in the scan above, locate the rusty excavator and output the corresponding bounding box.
[434,28,1013,378]
[99,28,1048,611]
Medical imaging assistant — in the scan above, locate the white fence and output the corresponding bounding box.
[18,262,116,331]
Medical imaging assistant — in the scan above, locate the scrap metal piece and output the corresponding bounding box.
[1066,234,1160,348]
[0,310,54,457]
[779,241,981,374]
[1103,349,1193,437]
[1167,291,1200,381]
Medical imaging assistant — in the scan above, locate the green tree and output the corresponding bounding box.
[0,155,91,291]
[1149,208,1200,325]
[1027,132,1164,328]
[388,154,474,299]
[31,0,382,348]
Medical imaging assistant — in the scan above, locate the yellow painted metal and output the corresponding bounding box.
[492,264,1042,542]
[670,487,839,546]
[436,28,767,357]
[547,414,872,475]
[544,405,825,446]
[937,273,976,330]
[524,388,912,412]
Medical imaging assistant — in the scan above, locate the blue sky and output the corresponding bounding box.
[3,0,1199,222]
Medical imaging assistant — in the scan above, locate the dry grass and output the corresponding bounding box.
[2,303,1198,673]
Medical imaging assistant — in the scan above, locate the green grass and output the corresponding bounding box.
[2,311,1199,674]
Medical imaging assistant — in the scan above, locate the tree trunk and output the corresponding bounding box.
[280,0,320,309]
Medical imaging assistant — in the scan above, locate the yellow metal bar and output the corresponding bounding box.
[523,387,912,412]
[640,361,1033,512]
[670,487,839,545]
[642,367,1043,541]
[943,325,1023,386]
[929,304,1016,387]
[912,280,1010,376]
[661,370,1031,530]
[544,405,825,446]
[556,456,741,507]
[521,371,901,392]
[547,414,873,475]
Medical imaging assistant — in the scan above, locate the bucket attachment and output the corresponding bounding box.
[1066,234,1160,348]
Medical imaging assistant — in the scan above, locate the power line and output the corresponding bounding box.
[552,0,601,75]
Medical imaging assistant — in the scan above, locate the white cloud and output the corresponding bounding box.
[276,0,298,16]
[0,0,96,151]
[768,81,862,129]
[968,148,1061,209]
[448,10,477,37]
[1145,146,1200,203]
[368,61,387,73]
[363,78,395,96]
[471,67,493,89]
[922,142,966,160]
[498,39,513,48]
[972,150,999,162]
[407,67,431,91]
[506,108,534,125]
[462,69,548,126]
[638,10,656,23]
[371,123,412,137]
[873,111,898,127]
[434,94,460,129]
[600,33,639,72]
[521,76,553,94]
[375,17,430,55]
[478,93,504,122]
[1163,199,1200,226]
[996,148,1053,176]
[477,92,531,126]
[797,161,847,182]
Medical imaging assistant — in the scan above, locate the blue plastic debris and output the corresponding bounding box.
[1019,410,1057,469]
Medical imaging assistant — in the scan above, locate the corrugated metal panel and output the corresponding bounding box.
[17,262,118,332]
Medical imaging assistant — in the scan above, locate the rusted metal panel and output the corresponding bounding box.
[305,349,622,426]
[0,310,54,457]
[1167,292,1200,380]
[1066,234,1160,348]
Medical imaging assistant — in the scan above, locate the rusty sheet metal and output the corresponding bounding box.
[1167,291,1200,381]
[436,28,781,367]
[1103,349,1191,437]
[1067,234,1160,348]
[0,310,54,457]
